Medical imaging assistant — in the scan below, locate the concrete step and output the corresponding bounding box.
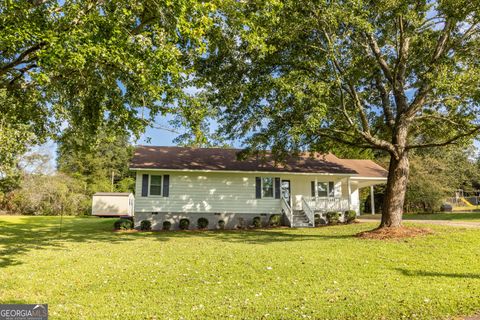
[292,222,314,228]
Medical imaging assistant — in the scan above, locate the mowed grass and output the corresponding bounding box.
[361,212,480,221]
[1,217,480,319]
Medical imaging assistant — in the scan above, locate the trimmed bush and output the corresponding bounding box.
[162,221,172,230]
[325,211,340,225]
[114,218,133,230]
[314,213,327,226]
[218,220,226,230]
[179,218,190,230]
[268,214,281,227]
[345,210,357,224]
[236,217,246,229]
[140,220,152,231]
[197,217,209,229]
[252,216,261,228]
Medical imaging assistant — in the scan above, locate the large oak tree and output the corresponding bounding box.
[0,0,213,174]
[194,0,480,229]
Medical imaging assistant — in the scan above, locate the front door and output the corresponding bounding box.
[281,180,291,206]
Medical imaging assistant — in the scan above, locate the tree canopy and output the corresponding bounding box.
[194,0,480,228]
[0,0,213,164]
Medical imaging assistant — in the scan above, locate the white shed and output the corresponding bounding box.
[91,193,135,217]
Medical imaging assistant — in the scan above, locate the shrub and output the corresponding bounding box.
[140,220,152,231]
[345,210,357,224]
[314,213,327,226]
[268,214,281,227]
[179,218,190,230]
[162,221,172,230]
[218,220,226,230]
[325,211,340,225]
[252,216,261,228]
[114,218,133,230]
[236,217,246,229]
[3,174,89,216]
[197,217,209,229]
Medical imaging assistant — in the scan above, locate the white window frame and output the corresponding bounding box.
[317,182,328,197]
[149,174,163,197]
[261,177,274,198]
[316,181,335,198]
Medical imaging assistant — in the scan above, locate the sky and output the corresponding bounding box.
[137,114,182,146]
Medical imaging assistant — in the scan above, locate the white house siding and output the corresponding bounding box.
[134,171,281,214]
[133,170,361,229]
[340,180,361,215]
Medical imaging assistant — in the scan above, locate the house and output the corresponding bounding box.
[129,146,388,229]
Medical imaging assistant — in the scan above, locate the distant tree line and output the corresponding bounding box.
[364,144,480,214]
[0,131,134,216]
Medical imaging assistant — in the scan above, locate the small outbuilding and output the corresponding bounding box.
[91,193,135,217]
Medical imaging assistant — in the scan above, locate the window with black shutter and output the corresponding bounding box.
[149,175,162,196]
[163,175,170,197]
[274,178,281,199]
[255,177,262,199]
[141,174,149,197]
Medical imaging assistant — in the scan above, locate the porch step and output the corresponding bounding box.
[291,210,314,228]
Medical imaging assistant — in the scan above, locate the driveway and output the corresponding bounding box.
[358,218,480,228]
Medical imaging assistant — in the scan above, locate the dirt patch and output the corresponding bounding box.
[113,229,140,233]
[356,226,433,240]
[460,314,480,320]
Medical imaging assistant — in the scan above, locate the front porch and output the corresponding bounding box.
[280,176,385,227]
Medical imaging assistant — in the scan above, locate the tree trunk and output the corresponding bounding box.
[380,151,410,228]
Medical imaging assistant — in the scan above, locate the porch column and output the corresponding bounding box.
[347,178,352,210]
[314,177,318,200]
[370,185,375,215]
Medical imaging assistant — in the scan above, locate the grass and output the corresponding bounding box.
[1,216,480,319]
[452,206,480,212]
[361,212,480,222]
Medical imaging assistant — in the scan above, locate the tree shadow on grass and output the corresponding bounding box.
[396,268,480,279]
[0,216,358,269]
[0,217,143,268]
[148,227,355,245]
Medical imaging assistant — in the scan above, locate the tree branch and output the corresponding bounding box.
[365,33,394,84]
[406,125,480,149]
[406,19,455,118]
[0,42,47,76]
[374,71,395,128]
[413,114,464,127]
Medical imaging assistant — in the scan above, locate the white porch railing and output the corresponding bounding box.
[302,197,350,212]
[281,197,293,227]
[301,197,315,226]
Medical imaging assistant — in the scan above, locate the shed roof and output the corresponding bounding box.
[93,193,133,197]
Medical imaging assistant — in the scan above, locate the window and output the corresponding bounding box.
[328,182,335,197]
[317,182,328,197]
[149,175,162,196]
[262,177,274,198]
[316,181,335,197]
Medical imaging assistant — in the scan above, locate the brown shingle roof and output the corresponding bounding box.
[130,146,387,178]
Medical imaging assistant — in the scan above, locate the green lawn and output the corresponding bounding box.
[1,216,480,319]
[361,212,480,222]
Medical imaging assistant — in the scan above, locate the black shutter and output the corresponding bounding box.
[255,177,262,199]
[311,181,316,197]
[141,174,149,197]
[163,175,170,197]
[274,177,281,199]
